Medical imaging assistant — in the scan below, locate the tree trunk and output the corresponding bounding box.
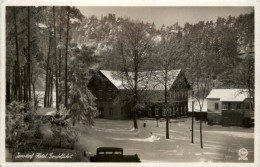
[47,69,52,107]
[32,82,36,107]
[6,65,11,103]
[59,127,62,148]
[65,6,70,108]
[31,65,34,101]
[50,72,53,108]
[165,73,169,139]
[133,61,138,129]
[20,68,23,101]
[59,8,62,79]
[48,69,52,107]
[13,7,22,102]
[166,109,169,139]
[44,26,52,107]
[200,108,203,149]
[133,109,138,129]
[248,58,254,111]
[27,7,31,101]
[53,6,59,110]
[59,8,62,104]
[10,67,13,101]
[13,64,17,101]
[47,69,50,107]
[23,65,28,102]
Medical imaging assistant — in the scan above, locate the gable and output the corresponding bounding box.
[88,71,118,91]
[170,71,191,90]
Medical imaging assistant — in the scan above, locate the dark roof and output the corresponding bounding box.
[97,147,123,152]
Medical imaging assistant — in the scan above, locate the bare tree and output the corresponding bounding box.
[190,51,212,149]
[152,37,180,139]
[116,20,154,129]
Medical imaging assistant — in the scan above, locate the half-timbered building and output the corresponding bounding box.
[88,70,191,119]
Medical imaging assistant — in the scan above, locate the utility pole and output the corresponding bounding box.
[191,100,194,143]
[65,6,70,108]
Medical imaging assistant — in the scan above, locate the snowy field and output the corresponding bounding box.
[73,118,254,162]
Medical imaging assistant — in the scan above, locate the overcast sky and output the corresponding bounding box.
[77,7,254,28]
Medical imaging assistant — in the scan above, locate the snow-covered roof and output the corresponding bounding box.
[206,89,249,102]
[99,69,181,91]
[99,70,125,89]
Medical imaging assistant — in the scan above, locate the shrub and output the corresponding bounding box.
[34,123,43,139]
[49,105,81,149]
[65,126,80,149]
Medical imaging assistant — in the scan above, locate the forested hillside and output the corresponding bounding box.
[6,7,254,104]
[71,12,254,89]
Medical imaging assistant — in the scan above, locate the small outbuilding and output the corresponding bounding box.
[206,89,254,127]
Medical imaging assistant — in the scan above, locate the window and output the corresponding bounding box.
[176,107,179,115]
[245,103,250,110]
[171,107,173,116]
[148,107,151,116]
[162,108,166,116]
[173,107,176,115]
[155,108,159,116]
[109,108,113,115]
[222,103,228,110]
[236,103,241,110]
[215,103,219,110]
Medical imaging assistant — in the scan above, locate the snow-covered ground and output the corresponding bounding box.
[73,118,254,162]
[35,91,56,107]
